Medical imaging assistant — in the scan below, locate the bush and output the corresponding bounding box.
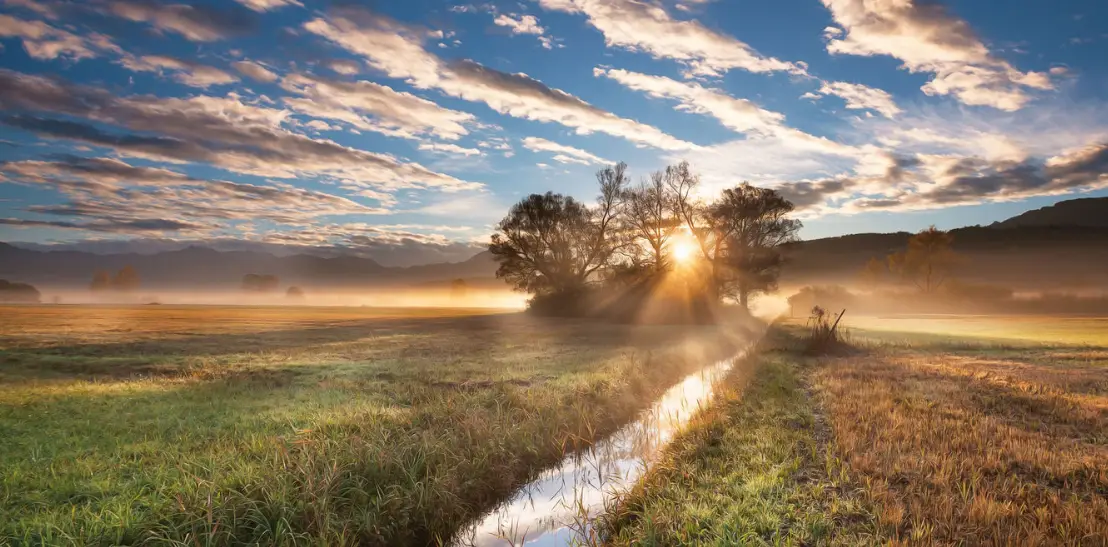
[805,306,849,355]
[787,285,855,316]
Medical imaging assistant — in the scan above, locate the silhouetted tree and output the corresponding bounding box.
[286,286,305,299]
[90,271,111,292]
[888,226,956,293]
[242,274,280,292]
[623,167,681,273]
[112,265,140,292]
[711,183,801,309]
[489,163,629,296]
[0,280,41,303]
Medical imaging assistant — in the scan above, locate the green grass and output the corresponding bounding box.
[0,305,742,546]
[599,330,880,546]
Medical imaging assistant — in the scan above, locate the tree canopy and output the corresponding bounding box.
[488,161,802,317]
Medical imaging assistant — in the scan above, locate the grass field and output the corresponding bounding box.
[0,305,743,546]
[604,314,1108,545]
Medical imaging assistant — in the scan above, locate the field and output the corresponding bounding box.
[604,315,1108,545]
[0,305,743,546]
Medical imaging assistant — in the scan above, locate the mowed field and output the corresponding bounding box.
[604,314,1108,545]
[0,305,743,546]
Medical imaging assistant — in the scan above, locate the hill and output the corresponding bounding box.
[4,197,1107,292]
[991,197,1108,229]
[0,243,499,289]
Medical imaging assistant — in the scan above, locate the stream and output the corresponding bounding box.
[452,351,744,546]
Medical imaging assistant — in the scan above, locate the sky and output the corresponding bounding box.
[1,0,1106,266]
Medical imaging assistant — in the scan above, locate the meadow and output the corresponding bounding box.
[603,314,1108,545]
[0,305,744,546]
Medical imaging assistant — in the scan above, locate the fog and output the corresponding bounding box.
[34,286,528,309]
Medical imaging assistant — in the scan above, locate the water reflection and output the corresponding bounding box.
[454,355,740,546]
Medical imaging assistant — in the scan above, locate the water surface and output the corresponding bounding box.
[454,353,741,546]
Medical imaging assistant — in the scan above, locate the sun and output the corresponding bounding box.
[671,240,694,264]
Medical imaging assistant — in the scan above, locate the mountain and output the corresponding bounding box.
[991,197,1108,229]
[4,198,1107,291]
[0,243,498,289]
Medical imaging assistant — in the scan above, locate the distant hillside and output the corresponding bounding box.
[0,243,499,289]
[783,225,1108,289]
[992,197,1108,229]
[5,197,1108,292]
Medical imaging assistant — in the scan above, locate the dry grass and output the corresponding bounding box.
[807,317,1108,545]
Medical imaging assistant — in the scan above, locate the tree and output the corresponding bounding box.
[888,226,956,293]
[623,168,680,273]
[489,163,629,295]
[112,265,140,292]
[90,271,111,292]
[667,162,733,298]
[711,183,801,309]
[242,274,280,292]
[859,257,886,290]
[286,286,305,299]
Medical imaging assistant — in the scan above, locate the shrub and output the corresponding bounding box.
[805,305,848,354]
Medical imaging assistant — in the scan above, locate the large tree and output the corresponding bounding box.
[711,183,801,309]
[489,163,629,295]
[667,162,743,299]
[623,168,681,273]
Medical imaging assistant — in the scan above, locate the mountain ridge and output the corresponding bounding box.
[4,197,1107,290]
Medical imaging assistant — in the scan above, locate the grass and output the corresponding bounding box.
[0,304,743,546]
[600,329,880,546]
[602,314,1108,545]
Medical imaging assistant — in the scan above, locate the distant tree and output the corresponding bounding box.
[112,265,141,292]
[623,168,681,273]
[242,274,280,292]
[286,286,305,299]
[90,271,111,292]
[0,279,41,303]
[859,257,887,290]
[888,226,956,293]
[450,279,468,300]
[711,183,802,309]
[489,163,629,295]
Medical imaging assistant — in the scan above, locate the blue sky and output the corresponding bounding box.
[1,0,1107,265]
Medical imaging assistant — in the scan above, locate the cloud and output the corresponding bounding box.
[279,72,476,141]
[522,136,609,165]
[234,0,302,12]
[0,13,118,60]
[820,0,1052,110]
[536,0,801,76]
[232,60,279,82]
[0,216,213,234]
[809,81,901,118]
[418,142,483,156]
[596,67,856,157]
[0,69,480,197]
[0,155,390,237]
[120,54,239,88]
[304,7,695,150]
[492,13,557,49]
[106,0,256,42]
